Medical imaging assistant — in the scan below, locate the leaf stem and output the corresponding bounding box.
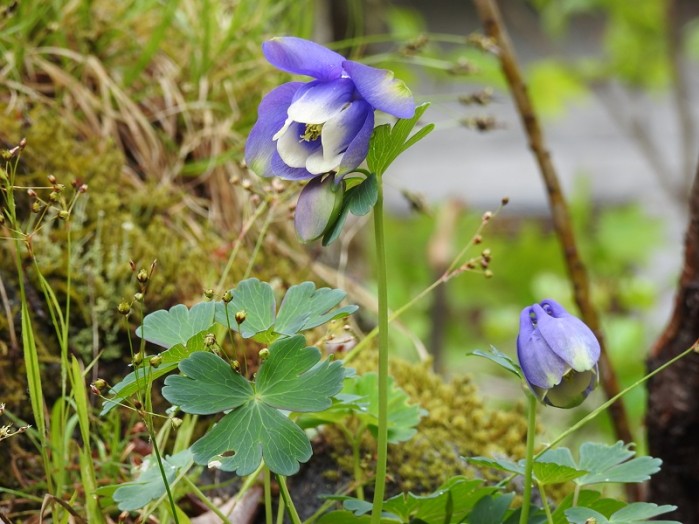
[264,466,273,524]
[277,475,302,524]
[370,177,389,524]
[520,393,537,524]
[537,482,554,524]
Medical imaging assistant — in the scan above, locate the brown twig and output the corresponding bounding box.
[472,0,636,459]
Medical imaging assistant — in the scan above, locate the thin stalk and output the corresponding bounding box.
[216,199,268,291]
[277,475,302,524]
[243,200,277,280]
[264,466,273,524]
[147,425,180,524]
[352,434,365,500]
[344,205,501,364]
[519,393,537,524]
[537,482,554,524]
[276,496,286,524]
[538,341,698,456]
[181,476,229,523]
[370,179,389,524]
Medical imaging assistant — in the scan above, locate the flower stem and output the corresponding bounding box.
[264,466,273,524]
[520,393,537,524]
[277,475,301,524]
[370,178,389,524]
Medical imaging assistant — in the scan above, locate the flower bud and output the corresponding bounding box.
[47,174,57,185]
[149,355,163,368]
[204,289,215,300]
[222,290,233,303]
[517,299,600,408]
[235,310,246,324]
[133,292,144,302]
[57,210,69,221]
[132,352,144,367]
[31,201,42,213]
[258,348,270,361]
[92,378,107,391]
[136,269,149,283]
[117,302,131,315]
[204,333,216,347]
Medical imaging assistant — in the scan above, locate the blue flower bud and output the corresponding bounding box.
[517,299,600,409]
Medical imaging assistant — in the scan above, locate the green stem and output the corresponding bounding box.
[537,482,554,524]
[520,393,537,524]
[182,476,229,523]
[370,179,389,524]
[352,434,365,500]
[264,466,273,524]
[277,475,302,524]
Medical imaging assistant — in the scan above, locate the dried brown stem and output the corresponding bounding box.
[472,0,635,456]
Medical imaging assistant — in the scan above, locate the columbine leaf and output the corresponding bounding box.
[532,461,586,486]
[162,335,344,476]
[552,490,625,524]
[215,278,357,342]
[100,331,209,415]
[575,441,662,486]
[467,493,514,524]
[136,302,215,348]
[565,508,610,524]
[214,278,276,340]
[162,351,252,414]
[333,477,497,523]
[608,503,679,523]
[112,450,193,511]
[275,282,358,336]
[367,103,433,176]
[344,372,426,443]
[468,346,523,380]
[534,447,586,485]
[466,456,525,476]
[566,503,680,524]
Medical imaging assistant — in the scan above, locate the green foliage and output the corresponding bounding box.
[468,347,523,380]
[215,278,358,343]
[470,441,662,489]
[162,335,345,475]
[323,477,501,523]
[112,450,194,511]
[136,302,216,348]
[367,103,435,177]
[565,503,679,524]
[340,372,427,443]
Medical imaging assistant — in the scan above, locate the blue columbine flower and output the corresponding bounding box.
[244,37,415,242]
[245,36,415,181]
[517,299,600,408]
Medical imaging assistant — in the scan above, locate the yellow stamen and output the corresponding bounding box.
[300,123,323,142]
